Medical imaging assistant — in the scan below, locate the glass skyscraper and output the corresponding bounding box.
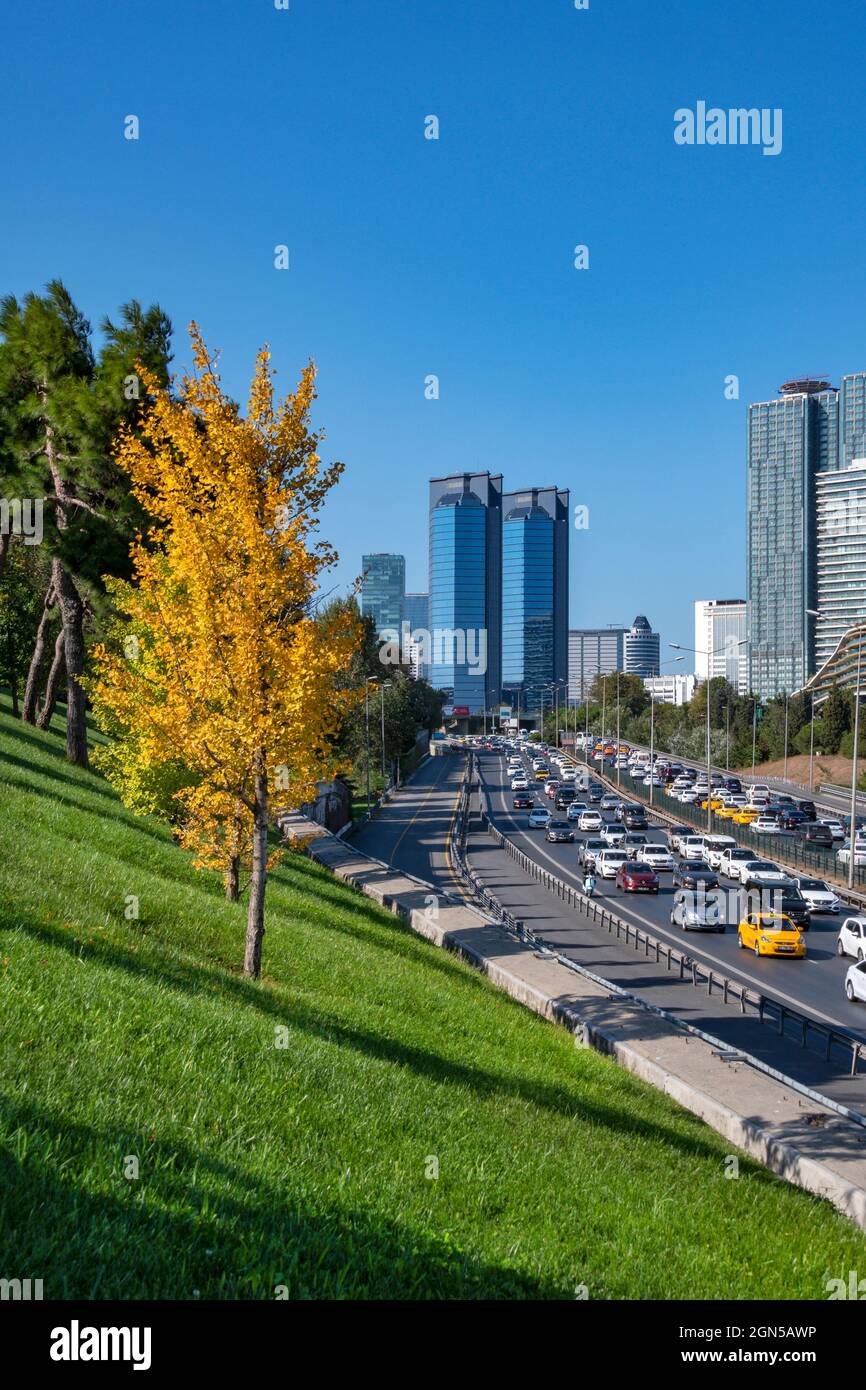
[747,378,838,700]
[403,592,430,679]
[814,463,866,670]
[694,599,748,693]
[500,487,569,715]
[360,553,405,636]
[567,628,626,700]
[428,473,502,714]
[624,615,660,677]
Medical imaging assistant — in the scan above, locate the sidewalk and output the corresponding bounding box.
[282,811,866,1228]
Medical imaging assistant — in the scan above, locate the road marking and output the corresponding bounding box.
[486,761,859,1035]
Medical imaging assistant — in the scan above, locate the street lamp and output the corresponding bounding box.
[808,608,864,888]
[670,640,748,831]
[647,657,685,806]
[364,676,377,814]
[379,680,392,791]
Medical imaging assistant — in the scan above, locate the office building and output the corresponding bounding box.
[624,615,660,677]
[644,673,696,706]
[360,553,405,636]
[402,592,430,679]
[694,599,749,693]
[428,472,502,715]
[567,628,626,701]
[500,486,569,715]
[814,461,866,670]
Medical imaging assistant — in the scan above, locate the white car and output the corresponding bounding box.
[818,819,845,841]
[511,776,529,791]
[720,847,763,882]
[678,787,700,803]
[528,807,551,829]
[740,861,789,888]
[559,768,576,783]
[845,960,866,1003]
[837,844,866,867]
[601,822,626,847]
[578,810,603,832]
[746,784,772,799]
[750,816,785,835]
[596,849,629,880]
[679,835,707,859]
[600,795,621,812]
[638,844,675,871]
[796,878,841,915]
[702,836,737,869]
[837,916,866,960]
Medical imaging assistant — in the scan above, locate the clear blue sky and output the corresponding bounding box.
[3,0,866,654]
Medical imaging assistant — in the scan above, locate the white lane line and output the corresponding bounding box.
[488,760,857,1035]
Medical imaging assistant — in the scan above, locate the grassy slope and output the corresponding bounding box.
[1,695,865,1300]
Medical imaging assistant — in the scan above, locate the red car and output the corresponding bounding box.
[615,861,659,894]
[512,794,534,810]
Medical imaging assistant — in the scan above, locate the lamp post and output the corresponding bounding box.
[364,677,376,814]
[648,657,684,806]
[380,680,392,791]
[751,697,758,781]
[670,640,747,831]
[783,691,790,783]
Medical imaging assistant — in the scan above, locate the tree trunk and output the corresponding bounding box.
[243,760,269,979]
[0,531,9,582]
[7,625,19,717]
[37,627,66,730]
[43,406,88,767]
[22,582,56,723]
[51,556,88,767]
[225,855,240,903]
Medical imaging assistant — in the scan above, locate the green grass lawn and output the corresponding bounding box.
[1,693,865,1299]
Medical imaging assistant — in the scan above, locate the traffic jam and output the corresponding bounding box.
[472,733,866,1004]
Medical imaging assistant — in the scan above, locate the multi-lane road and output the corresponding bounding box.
[350,744,866,1112]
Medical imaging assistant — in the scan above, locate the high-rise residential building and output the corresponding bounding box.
[428,472,502,714]
[814,461,866,670]
[694,599,749,693]
[402,592,430,679]
[747,377,838,700]
[567,628,626,700]
[624,615,660,677]
[360,553,405,636]
[643,673,696,706]
[747,371,866,699]
[500,487,569,715]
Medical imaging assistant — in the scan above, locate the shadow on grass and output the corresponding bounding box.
[4,911,772,1173]
[0,1093,562,1300]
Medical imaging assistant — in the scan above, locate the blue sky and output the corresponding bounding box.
[3,0,866,654]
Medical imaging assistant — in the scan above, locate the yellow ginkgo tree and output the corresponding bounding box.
[88,325,362,978]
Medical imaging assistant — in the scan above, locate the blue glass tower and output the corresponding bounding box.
[428,473,502,714]
[501,487,569,715]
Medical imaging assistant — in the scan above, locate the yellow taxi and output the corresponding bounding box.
[737,912,806,958]
[715,805,738,820]
[732,808,759,825]
[699,796,726,811]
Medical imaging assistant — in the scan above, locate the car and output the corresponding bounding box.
[528,807,551,829]
[794,799,817,821]
[673,859,719,890]
[543,778,560,796]
[621,804,648,830]
[623,832,649,853]
[796,878,841,914]
[566,800,588,820]
[845,960,866,1002]
[578,810,603,832]
[512,793,534,810]
[778,810,809,832]
[671,890,726,933]
[741,861,790,890]
[837,844,866,867]
[702,835,737,869]
[679,835,707,859]
[555,787,576,809]
[579,837,607,869]
[737,911,806,958]
[769,886,812,930]
[596,849,629,880]
[587,785,604,804]
[746,784,772,799]
[797,823,835,848]
[837,916,866,960]
[546,819,574,843]
[750,815,787,836]
[678,787,701,803]
[638,844,675,872]
[666,826,693,852]
[819,819,845,841]
[615,861,659,893]
[732,808,759,825]
[601,821,627,847]
[559,767,576,783]
[511,776,529,791]
[717,847,758,880]
[534,768,550,781]
[600,795,622,812]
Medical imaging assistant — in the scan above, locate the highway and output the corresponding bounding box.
[347,743,866,1111]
